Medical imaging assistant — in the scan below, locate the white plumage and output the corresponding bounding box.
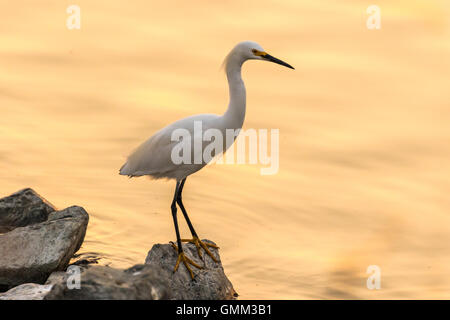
[119,41,293,279]
[119,41,293,181]
[120,114,221,180]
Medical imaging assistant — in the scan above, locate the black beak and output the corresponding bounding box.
[263,54,294,70]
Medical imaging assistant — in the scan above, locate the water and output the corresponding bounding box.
[1,0,450,299]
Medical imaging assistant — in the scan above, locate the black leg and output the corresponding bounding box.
[176,178,219,263]
[171,181,183,254]
[170,180,203,279]
[176,178,198,238]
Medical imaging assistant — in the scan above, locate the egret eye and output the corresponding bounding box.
[252,49,257,54]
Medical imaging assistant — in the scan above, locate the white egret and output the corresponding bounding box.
[119,41,294,278]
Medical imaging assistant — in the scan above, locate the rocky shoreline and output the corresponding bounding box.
[0,188,236,300]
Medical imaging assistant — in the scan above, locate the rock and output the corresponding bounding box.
[0,283,53,300]
[45,271,70,286]
[0,206,89,288]
[145,240,237,300]
[44,264,169,300]
[0,188,55,233]
[1,240,235,300]
[44,262,92,286]
[0,188,234,300]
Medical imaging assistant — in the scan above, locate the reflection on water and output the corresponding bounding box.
[1,0,450,299]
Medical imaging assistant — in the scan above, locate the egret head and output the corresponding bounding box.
[224,41,294,70]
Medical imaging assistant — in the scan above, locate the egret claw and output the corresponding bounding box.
[170,242,203,279]
[181,236,219,263]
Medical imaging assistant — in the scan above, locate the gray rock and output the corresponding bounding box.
[1,240,236,300]
[44,264,169,300]
[0,188,234,301]
[0,283,53,300]
[45,271,69,286]
[0,188,55,233]
[145,240,237,300]
[0,206,89,288]
[44,262,92,286]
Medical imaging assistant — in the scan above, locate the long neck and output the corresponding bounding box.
[223,57,246,130]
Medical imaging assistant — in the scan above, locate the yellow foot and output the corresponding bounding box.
[171,242,203,279]
[181,236,219,263]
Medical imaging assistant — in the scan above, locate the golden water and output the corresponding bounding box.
[1,0,450,299]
